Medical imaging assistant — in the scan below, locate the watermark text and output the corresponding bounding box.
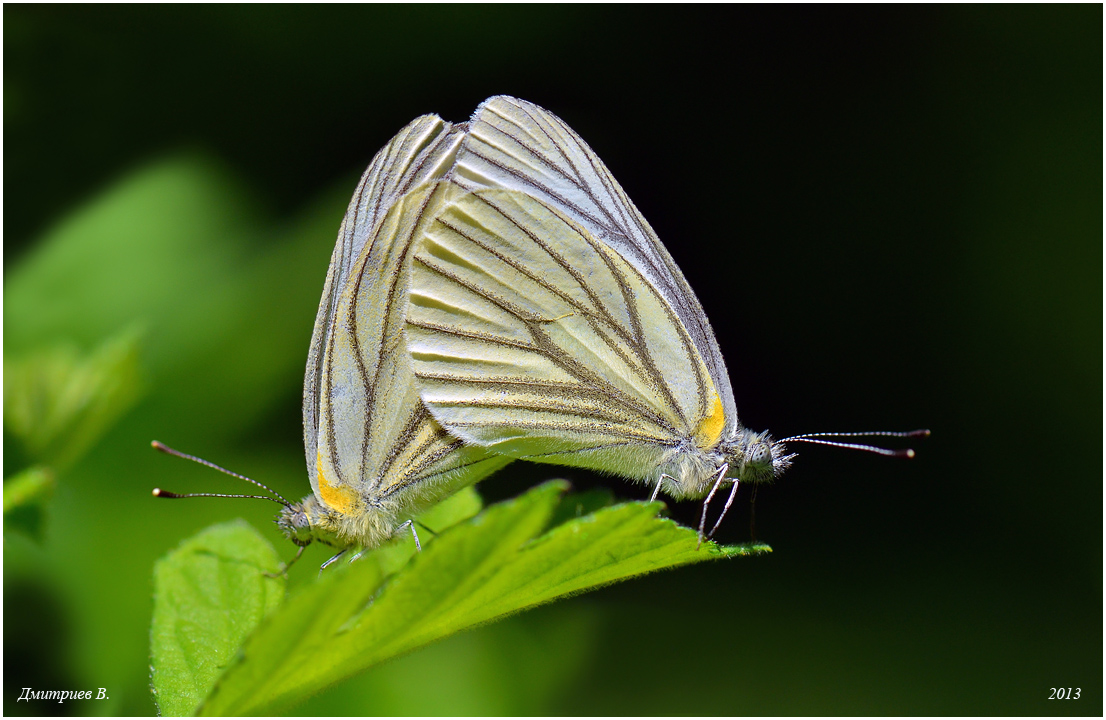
[17,688,109,703]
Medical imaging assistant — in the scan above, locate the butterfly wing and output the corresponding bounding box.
[406,186,724,482]
[305,119,509,528]
[448,96,739,438]
[305,113,467,493]
[313,184,511,526]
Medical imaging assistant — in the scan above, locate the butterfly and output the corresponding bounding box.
[155,113,512,569]
[402,96,926,540]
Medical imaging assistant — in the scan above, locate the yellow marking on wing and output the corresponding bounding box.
[694,394,726,449]
[317,452,358,514]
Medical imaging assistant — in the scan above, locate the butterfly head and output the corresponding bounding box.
[276,500,315,547]
[276,494,345,549]
[722,429,794,484]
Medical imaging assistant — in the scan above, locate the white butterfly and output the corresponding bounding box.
[281,116,516,565]
[403,96,925,539]
[157,114,512,569]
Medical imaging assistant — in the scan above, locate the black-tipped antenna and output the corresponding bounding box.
[150,440,292,506]
[780,429,930,458]
[151,488,287,504]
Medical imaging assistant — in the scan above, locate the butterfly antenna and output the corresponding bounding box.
[150,440,292,506]
[779,429,930,458]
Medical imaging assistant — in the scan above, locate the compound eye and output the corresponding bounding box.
[293,512,310,530]
[748,442,772,469]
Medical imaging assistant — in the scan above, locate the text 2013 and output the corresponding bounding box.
[1049,688,1080,700]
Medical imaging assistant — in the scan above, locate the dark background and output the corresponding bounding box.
[5,5,1100,715]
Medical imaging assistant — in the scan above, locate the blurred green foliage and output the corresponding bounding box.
[4,5,1100,716]
[5,332,144,472]
[3,467,56,541]
[4,151,352,715]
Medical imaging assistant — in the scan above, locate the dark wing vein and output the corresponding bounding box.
[376,403,431,484]
[348,188,440,482]
[412,251,672,433]
[468,98,721,423]
[443,418,670,446]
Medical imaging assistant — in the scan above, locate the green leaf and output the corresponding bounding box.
[4,329,144,471]
[197,482,769,715]
[544,486,616,530]
[150,520,285,717]
[416,483,484,533]
[343,484,486,580]
[147,486,483,715]
[3,466,56,541]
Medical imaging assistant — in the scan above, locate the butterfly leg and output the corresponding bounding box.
[749,483,759,542]
[707,478,740,540]
[320,548,348,573]
[651,473,675,502]
[264,544,304,578]
[396,520,422,552]
[696,464,730,550]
